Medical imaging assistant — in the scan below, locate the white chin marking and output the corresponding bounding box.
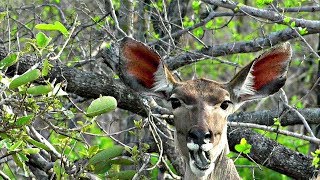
[189,158,215,177]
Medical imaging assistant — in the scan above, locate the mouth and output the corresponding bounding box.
[189,149,211,170]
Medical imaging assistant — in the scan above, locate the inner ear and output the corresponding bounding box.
[118,37,178,95]
[119,37,161,90]
[228,42,292,102]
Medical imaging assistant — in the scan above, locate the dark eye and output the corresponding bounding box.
[169,98,181,109]
[220,100,232,110]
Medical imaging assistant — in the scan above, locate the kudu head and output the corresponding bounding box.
[118,37,292,178]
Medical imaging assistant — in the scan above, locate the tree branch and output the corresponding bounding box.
[228,128,317,179]
[8,52,147,117]
[228,108,320,126]
[203,0,320,30]
[165,27,320,70]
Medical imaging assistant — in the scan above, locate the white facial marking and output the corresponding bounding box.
[201,143,214,152]
[187,142,199,151]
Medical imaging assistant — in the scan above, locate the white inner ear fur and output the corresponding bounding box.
[152,63,174,93]
[233,63,256,98]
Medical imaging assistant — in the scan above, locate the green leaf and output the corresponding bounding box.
[35,21,69,36]
[205,20,214,30]
[0,52,19,69]
[16,114,34,126]
[53,160,65,180]
[283,16,291,24]
[89,145,124,165]
[133,119,143,129]
[36,32,52,48]
[298,27,308,35]
[312,149,320,168]
[88,145,99,157]
[42,59,53,76]
[18,152,28,161]
[107,170,136,179]
[9,69,41,89]
[9,140,23,151]
[109,157,135,165]
[88,145,124,174]
[273,117,281,126]
[92,162,112,174]
[25,138,51,151]
[26,84,52,95]
[235,138,252,154]
[12,154,24,168]
[192,0,201,11]
[193,27,204,38]
[0,12,6,23]
[290,21,296,28]
[256,0,273,7]
[86,96,117,117]
[22,148,40,155]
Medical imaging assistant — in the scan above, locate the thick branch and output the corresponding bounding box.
[228,108,320,126]
[166,27,320,69]
[10,53,147,117]
[203,0,320,30]
[228,128,316,179]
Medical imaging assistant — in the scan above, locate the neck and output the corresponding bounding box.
[184,143,240,180]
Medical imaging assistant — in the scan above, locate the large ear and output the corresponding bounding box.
[227,42,292,103]
[118,37,177,94]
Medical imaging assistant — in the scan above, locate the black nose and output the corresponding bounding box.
[187,127,212,145]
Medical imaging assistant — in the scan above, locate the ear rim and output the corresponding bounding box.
[227,42,292,103]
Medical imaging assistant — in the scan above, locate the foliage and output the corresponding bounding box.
[235,138,252,154]
[311,149,320,168]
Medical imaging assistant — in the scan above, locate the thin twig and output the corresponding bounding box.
[108,0,127,36]
[49,16,78,60]
[228,122,320,144]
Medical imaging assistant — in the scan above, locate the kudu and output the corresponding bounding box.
[118,37,292,180]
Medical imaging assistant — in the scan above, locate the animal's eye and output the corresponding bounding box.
[220,100,232,110]
[169,98,181,109]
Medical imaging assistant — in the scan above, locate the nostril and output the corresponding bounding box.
[188,129,200,140]
[204,131,212,139]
